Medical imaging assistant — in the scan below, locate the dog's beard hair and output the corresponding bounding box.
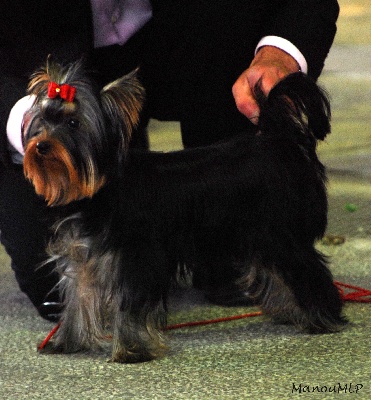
[24,135,106,206]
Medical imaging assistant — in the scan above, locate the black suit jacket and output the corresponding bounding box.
[0,0,339,162]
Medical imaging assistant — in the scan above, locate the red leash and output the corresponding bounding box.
[165,311,263,331]
[38,322,62,351]
[37,281,371,351]
[334,281,371,303]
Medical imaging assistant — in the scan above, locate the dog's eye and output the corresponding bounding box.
[68,119,80,129]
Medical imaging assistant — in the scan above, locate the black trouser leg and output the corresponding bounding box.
[0,165,61,320]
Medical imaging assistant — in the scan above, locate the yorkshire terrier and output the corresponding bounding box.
[22,60,346,363]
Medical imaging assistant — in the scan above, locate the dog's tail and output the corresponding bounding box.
[256,72,331,141]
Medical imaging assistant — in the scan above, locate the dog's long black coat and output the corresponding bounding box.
[38,73,346,362]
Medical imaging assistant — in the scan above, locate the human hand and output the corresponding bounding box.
[232,46,300,124]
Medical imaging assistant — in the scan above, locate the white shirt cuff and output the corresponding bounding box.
[255,36,308,74]
[6,95,36,157]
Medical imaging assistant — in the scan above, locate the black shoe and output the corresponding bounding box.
[8,259,62,322]
[37,301,63,322]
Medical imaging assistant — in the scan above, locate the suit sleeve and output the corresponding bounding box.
[263,0,340,79]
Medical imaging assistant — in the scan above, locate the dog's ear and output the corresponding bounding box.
[101,69,145,149]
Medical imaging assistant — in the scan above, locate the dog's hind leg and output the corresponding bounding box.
[242,245,347,334]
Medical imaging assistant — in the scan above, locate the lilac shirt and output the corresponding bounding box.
[91,0,153,48]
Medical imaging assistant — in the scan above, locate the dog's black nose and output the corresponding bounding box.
[36,141,51,155]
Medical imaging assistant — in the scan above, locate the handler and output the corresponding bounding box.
[0,0,339,320]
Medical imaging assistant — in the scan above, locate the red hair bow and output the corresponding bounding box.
[47,82,76,102]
